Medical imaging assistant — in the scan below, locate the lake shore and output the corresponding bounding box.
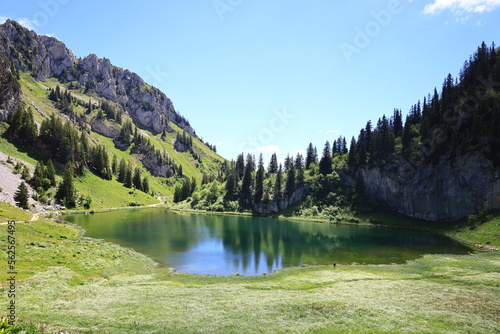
[1,202,499,333]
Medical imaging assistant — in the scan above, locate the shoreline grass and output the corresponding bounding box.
[1,203,498,333]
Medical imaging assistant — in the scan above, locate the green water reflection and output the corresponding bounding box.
[64,208,471,276]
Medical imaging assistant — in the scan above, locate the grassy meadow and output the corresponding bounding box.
[0,203,498,333]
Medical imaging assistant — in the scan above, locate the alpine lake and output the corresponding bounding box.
[64,208,472,276]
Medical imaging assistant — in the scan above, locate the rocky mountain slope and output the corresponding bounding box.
[0,20,223,209]
[345,42,500,221]
[350,153,500,221]
[0,19,193,135]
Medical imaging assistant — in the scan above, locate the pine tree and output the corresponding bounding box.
[142,177,150,194]
[295,153,305,187]
[347,136,358,171]
[133,167,142,190]
[319,141,333,175]
[240,157,254,202]
[254,154,265,203]
[342,137,348,154]
[268,153,278,174]
[393,109,403,137]
[305,143,317,169]
[274,164,283,200]
[285,166,296,196]
[14,182,29,210]
[8,106,38,144]
[124,163,133,188]
[225,171,237,199]
[111,155,118,175]
[365,120,372,151]
[21,166,30,180]
[31,161,45,190]
[190,177,197,195]
[118,159,126,183]
[173,185,182,203]
[45,159,56,187]
[56,168,76,208]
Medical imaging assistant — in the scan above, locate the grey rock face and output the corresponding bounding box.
[0,19,194,136]
[131,145,174,178]
[253,186,310,214]
[356,154,500,221]
[90,118,120,138]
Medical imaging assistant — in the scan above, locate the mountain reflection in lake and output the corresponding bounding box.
[65,208,471,276]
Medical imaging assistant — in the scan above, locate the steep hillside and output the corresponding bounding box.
[171,42,500,223]
[345,42,500,221]
[0,20,224,210]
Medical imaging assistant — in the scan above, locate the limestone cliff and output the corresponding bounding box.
[253,186,310,214]
[0,54,22,121]
[347,154,500,221]
[0,20,193,135]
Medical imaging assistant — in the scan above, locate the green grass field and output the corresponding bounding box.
[0,71,225,211]
[0,203,498,333]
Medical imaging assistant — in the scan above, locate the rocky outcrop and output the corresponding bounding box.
[352,154,500,221]
[0,20,76,81]
[90,118,120,138]
[0,54,22,121]
[0,19,194,136]
[131,145,174,178]
[174,139,190,152]
[253,186,310,214]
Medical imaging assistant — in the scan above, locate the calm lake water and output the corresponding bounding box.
[64,208,471,276]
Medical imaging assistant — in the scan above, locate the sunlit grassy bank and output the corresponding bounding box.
[0,203,498,333]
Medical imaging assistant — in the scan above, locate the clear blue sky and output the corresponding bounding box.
[2,0,499,163]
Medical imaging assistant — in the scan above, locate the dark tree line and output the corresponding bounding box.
[347,42,500,173]
[173,177,197,203]
[7,109,152,208]
[222,152,306,205]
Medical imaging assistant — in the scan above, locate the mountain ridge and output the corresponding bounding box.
[0,19,194,136]
[0,20,224,210]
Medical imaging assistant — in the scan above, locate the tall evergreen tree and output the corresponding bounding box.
[274,164,283,200]
[118,159,126,183]
[56,168,76,208]
[142,177,150,194]
[285,166,296,196]
[347,136,358,171]
[254,154,265,203]
[393,109,403,137]
[124,163,133,188]
[133,167,142,190]
[342,137,348,154]
[365,120,372,151]
[111,155,118,175]
[225,171,237,199]
[240,157,254,202]
[319,141,333,175]
[305,143,317,169]
[268,152,278,174]
[31,161,46,190]
[14,182,29,210]
[8,106,38,144]
[236,153,245,179]
[45,159,56,187]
